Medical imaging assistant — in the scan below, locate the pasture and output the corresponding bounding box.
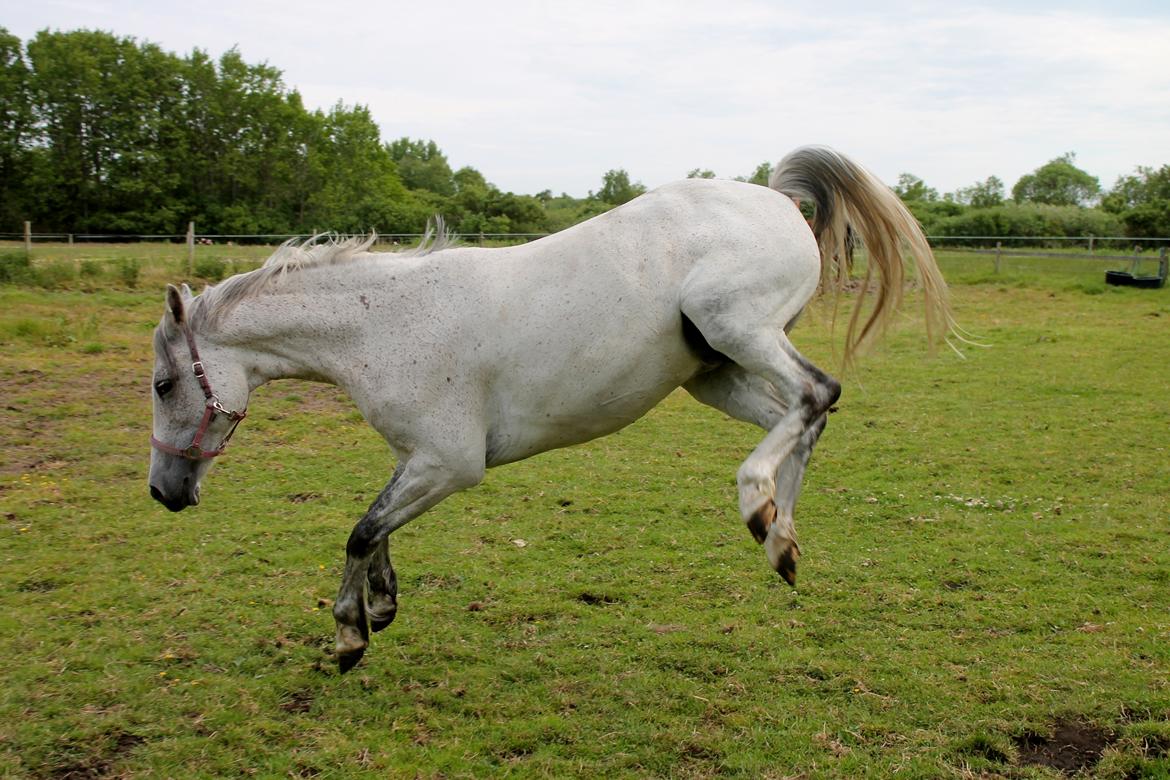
[1,243,1168,778]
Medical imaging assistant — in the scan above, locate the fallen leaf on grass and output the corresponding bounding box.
[647,624,685,634]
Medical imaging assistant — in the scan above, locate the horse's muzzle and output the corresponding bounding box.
[150,482,199,512]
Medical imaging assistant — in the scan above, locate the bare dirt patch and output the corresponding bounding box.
[1013,719,1115,775]
[44,731,145,780]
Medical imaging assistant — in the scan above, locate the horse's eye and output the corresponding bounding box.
[154,379,174,398]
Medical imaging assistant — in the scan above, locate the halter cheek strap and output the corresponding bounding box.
[150,323,247,460]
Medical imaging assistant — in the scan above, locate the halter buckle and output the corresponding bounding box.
[152,323,247,461]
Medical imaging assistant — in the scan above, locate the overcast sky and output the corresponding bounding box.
[7,1,1170,198]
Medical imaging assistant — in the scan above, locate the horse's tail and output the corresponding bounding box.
[769,146,953,366]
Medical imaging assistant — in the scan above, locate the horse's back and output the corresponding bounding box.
[348,178,819,466]
[463,179,818,464]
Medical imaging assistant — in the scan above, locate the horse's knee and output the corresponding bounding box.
[800,373,839,423]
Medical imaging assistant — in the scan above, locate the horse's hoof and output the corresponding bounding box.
[746,500,776,544]
[765,525,799,586]
[337,647,365,674]
[334,621,369,673]
[366,596,397,633]
[775,547,798,587]
[370,611,396,633]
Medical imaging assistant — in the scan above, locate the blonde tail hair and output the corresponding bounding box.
[770,146,953,365]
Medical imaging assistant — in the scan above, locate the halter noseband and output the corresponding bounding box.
[150,322,247,460]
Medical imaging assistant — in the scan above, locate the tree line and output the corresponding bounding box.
[2,28,1167,241]
[890,154,1170,244]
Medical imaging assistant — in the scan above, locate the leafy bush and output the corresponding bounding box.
[931,204,1124,246]
[114,257,140,288]
[79,259,103,279]
[33,259,76,289]
[0,252,32,284]
[229,260,262,276]
[193,256,226,282]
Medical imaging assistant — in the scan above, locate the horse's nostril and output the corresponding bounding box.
[150,485,165,503]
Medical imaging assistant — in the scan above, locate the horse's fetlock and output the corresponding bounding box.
[332,598,359,625]
[745,499,775,543]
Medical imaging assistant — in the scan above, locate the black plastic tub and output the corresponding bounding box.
[1105,270,1165,288]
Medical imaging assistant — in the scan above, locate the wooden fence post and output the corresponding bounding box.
[24,221,31,257]
[187,221,195,277]
[994,241,1002,274]
[1088,235,1094,254]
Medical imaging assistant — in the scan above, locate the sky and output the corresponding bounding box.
[6,0,1170,199]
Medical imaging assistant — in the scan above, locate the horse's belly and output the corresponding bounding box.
[483,352,699,467]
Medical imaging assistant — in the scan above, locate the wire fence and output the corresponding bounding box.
[3,230,1167,249]
[0,231,547,246]
[1,229,1167,289]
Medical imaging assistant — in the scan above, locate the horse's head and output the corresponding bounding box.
[148,284,249,511]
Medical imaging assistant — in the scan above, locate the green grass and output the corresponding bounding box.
[0,262,1168,777]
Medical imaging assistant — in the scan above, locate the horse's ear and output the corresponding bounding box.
[165,284,187,326]
[179,283,194,301]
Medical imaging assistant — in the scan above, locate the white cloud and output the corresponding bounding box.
[6,0,1169,196]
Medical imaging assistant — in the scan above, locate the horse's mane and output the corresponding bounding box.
[190,220,457,329]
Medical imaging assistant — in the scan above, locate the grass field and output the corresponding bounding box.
[1,245,1168,778]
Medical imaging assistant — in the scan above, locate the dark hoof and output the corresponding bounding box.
[366,594,397,633]
[746,501,775,544]
[776,547,798,587]
[337,647,365,674]
[370,611,396,633]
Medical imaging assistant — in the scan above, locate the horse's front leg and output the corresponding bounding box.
[332,452,484,672]
[365,536,398,632]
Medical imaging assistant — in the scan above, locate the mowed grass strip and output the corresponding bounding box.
[0,265,1167,778]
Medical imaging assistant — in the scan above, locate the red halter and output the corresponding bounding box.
[150,322,247,460]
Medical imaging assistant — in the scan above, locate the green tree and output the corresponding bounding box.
[542,193,609,232]
[453,166,488,193]
[893,173,939,203]
[734,161,771,186]
[0,28,32,229]
[952,176,1005,208]
[595,169,645,206]
[25,29,189,231]
[197,48,313,233]
[687,168,716,179]
[1011,153,1100,207]
[302,103,421,233]
[892,173,961,233]
[1102,165,1170,238]
[386,138,455,196]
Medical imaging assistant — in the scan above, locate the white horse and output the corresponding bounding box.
[148,147,951,671]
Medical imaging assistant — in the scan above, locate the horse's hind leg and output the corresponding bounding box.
[681,267,839,582]
[685,365,831,583]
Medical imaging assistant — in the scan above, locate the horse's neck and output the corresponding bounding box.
[214,284,364,390]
